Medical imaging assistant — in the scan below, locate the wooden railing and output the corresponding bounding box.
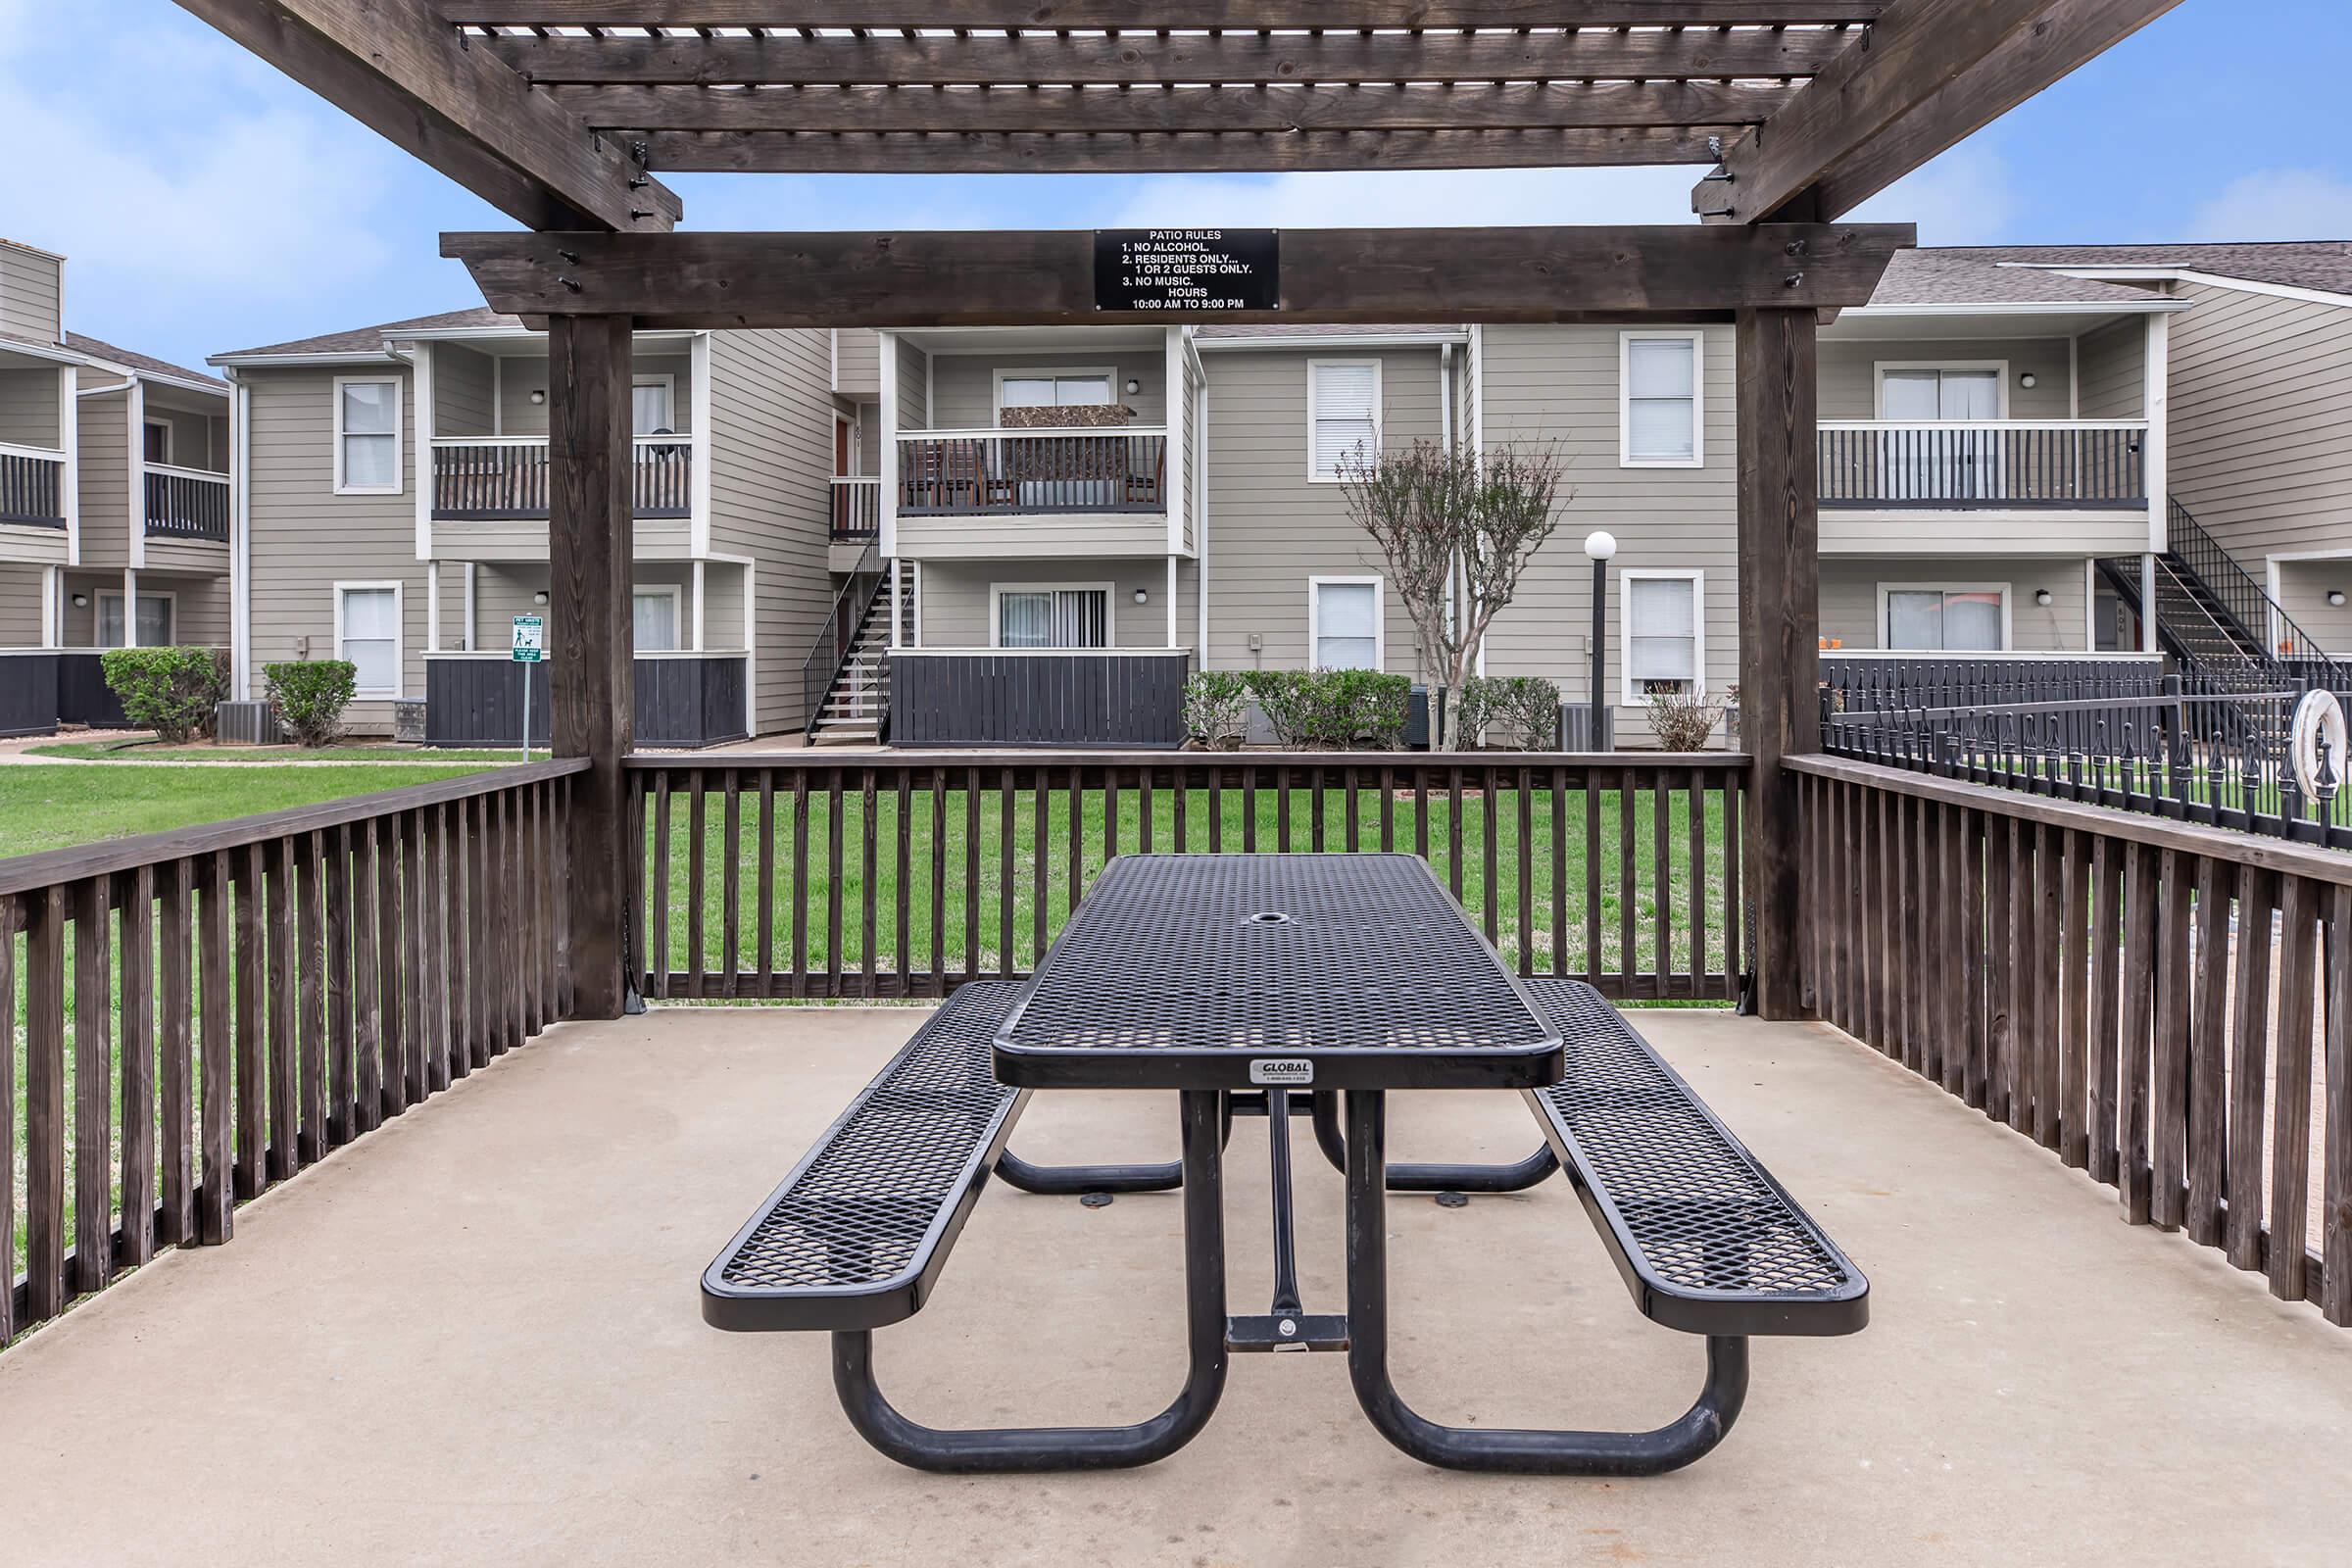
[2,760,582,1343]
[431,436,692,522]
[896,428,1167,515]
[142,464,230,542]
[0,442,67,528]
[1792,754,2350,1328]
[830,475,880,540]
[626,753,1748,1004]
[1819,420,2147,510]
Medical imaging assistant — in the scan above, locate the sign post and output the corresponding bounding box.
[512,613,545,760]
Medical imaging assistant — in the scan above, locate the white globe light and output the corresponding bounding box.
[1584,530,1619,562]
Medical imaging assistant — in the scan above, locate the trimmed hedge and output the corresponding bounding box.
[99,646,228,744]
[1243,668,1413,750]
[266,660,360,749]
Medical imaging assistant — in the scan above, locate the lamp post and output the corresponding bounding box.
[1584,530,1617,750]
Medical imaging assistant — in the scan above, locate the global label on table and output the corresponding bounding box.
[1249,1058,1315,1087]
[1095,229,1280,313]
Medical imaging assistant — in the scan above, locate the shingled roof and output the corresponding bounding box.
[212,307,519,363]
[1936,240,2352,297]
[64,332,227,391]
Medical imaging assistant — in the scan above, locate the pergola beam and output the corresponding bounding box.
[486,26,1854,87]
[1695,0,2184,222]
[441,223,1913,329]
[553,81,1801,136]
[619,126,1732,173]
[445,3,1886,25]
[171,0,680,233]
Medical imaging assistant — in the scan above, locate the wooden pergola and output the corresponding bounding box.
[174,0,2185,1024]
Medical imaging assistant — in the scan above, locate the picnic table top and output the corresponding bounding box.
[993,854,1562,1092]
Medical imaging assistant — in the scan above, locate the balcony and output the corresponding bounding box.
[143,464,230,543]
[430,436,692,523]
[1818,420,2148,511]
[896,427,1167,517]
[0,441,67,529]
[830,475,879,542]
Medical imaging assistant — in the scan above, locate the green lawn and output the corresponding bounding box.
[26,740,531,764]
[0,762,499,859]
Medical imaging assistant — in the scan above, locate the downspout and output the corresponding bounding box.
[227,371,252,697]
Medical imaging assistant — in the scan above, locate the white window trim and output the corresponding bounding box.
[142,416,173,466]
[632,372,679,433]
[1619,567,1705,706]
[988,580,1117,649]
[333,579,405,697]
[1619,330,1705,469]
[1872,361,2012,420]
[95,588,176,649]
[332,374,404,496]
[990,366,1118,426]
[631,581,685,652]
[1875,581,2015,653]
[1305,358,1383,483]
[1307,574,1386,671]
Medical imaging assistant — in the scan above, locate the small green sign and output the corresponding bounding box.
[512,614,545,663]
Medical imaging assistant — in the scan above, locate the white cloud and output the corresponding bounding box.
[1848,145,2018,245]
[2187,169,2352,241]
[1102,164,1702,230]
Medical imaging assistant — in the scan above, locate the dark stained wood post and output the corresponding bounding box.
[547,314,636,1019]
[1736,307,1820,1021]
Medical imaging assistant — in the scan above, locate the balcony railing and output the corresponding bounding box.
[431,436,692,523]
[143,464,230,542]
[0,441,67,528]
[1819,420,2147,510]
[896,428,1167,516]
[830,475,880,541]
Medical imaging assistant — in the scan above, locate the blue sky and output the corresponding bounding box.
[5,1,2347,374]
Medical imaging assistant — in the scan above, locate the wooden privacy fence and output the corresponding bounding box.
[627,752,1749,1004]
[1792,754,2351,1327]
[1,760,582,1344]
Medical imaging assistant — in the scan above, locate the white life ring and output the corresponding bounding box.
[2290,690,2347,803]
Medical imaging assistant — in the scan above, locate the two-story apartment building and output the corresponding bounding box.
[210,311,836,743]
[2,237,234,736]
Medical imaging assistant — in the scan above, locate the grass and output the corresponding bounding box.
[26,740,533,764]
[0,762,500,861]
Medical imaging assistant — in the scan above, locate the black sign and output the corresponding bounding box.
[1095,229,1280,314]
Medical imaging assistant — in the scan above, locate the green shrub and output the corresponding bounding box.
[1245,669,1414,750]
[1246,670,1317,749]
[1180,670,1251,750]
[99,646,227,744]
[1449,676,1495,749]
[1486,675,1562,750]
[266,660,360,748]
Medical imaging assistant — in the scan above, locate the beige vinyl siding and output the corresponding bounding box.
[929,350,1167,428]
[854,402,883,476]
[466,561,714,650]
[916,558,1171,648]
[144,539,231,575]
[0,566,42,644]
[2274,560,2352,650]
[2162,280,2352,565]
[834,329,880,398]
[1818,557,2089,652]
[0,243,63,344]
[434,344,497,435]
[75,388,129,568]
[0,367,62,447]
[895,514,1169,559]
[1199,346,1438,677]
[708,327,834,734]
[895,335,927,432]
[2076,319,2146,418]
[1818,338,2070,420]
[701,561,748,649]
[494,351,693,436]
[58,570,229,649]
[1475,324,1737,743]
[244,364,424,735]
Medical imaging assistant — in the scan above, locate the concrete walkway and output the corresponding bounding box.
[3,1006,2348,1566]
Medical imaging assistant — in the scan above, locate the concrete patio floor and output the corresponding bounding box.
[4,1005,2349,1567]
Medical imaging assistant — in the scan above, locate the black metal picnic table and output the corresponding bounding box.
[704,854,1868,1476]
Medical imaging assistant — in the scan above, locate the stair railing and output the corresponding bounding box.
[802,545,888,742]
[2168,498,2348,679]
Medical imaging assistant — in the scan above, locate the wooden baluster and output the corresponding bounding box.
[722,772,743,998]
[996,767,1013,981]
[2321,887,2351,1325]
[828,767,848,994]
[235,845,267,1197]
[687,769,709,1001]
[759,772,779,998]
[2185,855,2230,1245]
[962,766,981,989]
[2225,865,2278,1271]
[0,897,14,1341]
[25,885,68,1319]
[72,876,116,1295]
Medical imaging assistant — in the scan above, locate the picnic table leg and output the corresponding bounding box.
[1342,1091,1751,1476]
[829,1090,1230,1472]
[993,1093,1235,1195]
[1309,1091,1559,1194]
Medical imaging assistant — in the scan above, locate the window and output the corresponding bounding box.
[1882,586,2008,652]
[1307,360,1380,481]
[336,584,401,695]
[334,376,401,495]
[1621,332,1702,466]
[1877,365,2005,421]
[1623,570,1703,703]
[632,375,676,435]
[997,369,1113,416]
[994,585,1110,649]
[96,592,172,648]
[143,419,172,466]
[633,585,682,652]
[1876,365,2008,502]
[1309,577,1383,670]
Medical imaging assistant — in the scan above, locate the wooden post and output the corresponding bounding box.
[1737,307,1820,1020]
[548,314,636,1019]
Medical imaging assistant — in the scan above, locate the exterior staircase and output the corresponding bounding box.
[802,549,893,745]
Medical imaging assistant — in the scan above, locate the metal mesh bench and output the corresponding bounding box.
[1519,977,1868,1338]
[701,982,1029,1333]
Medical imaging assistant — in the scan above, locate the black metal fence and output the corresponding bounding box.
[1822,655,2165,714]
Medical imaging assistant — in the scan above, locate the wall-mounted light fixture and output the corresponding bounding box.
[2019,372,2038,390]
[2034,589,2053,608]
[529,389,547,407]
[1133,587,1149,606]
[71,593,87,609]
[533,590,550,606]
[2330,591,2347,609]
[1123,377,1142,397]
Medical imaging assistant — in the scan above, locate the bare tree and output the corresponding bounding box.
[1338,439,1572,750]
